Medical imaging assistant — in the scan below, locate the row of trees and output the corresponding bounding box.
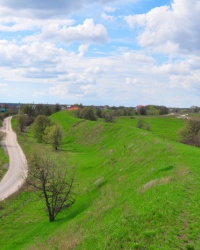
[17,115,62,150]
[76,107,116,122]
[32,115,62,150]
[75,105,169,122]
[16,112,74,222]
[138,105,169,116]
[21,103,61,117]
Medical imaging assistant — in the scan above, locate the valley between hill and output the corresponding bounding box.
[0,111,199,250]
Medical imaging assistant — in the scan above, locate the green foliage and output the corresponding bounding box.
[186,245,195,250]
[32,115,52,142]
[43,124,62,150]
[145,105,169,115]
[145,121,151,131]
[159,106,169,115]
[146,105,159,116]
[21,103,62,117]
[96,109,103,118]
[136,118,144,128]
[22,105,35,117]
[103,110,116,123]
[136,118,151,131]
[179,119,200,147]
[52,103,61,113]
[16,114,34,132]
[34,104,52,116]
[76,107,97,121]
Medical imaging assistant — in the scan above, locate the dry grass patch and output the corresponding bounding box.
[87,185,118,220]
[175,166,190,179]
[28,225,83,250]
[139,177,172,193]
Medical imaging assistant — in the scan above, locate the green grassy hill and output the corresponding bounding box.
[0,111,200,249]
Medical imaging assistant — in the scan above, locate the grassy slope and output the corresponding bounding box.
[0,111,200,249]
[0,148,8,180]
[116,116,186,141]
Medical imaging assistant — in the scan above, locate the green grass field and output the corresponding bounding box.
[0,111,200,249]
[116,116,186,141]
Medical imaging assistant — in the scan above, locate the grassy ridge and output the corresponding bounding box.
[0,111,199,249]
[116,116,186,141]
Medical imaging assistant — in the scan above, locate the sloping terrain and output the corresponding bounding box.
[0,111,199,249]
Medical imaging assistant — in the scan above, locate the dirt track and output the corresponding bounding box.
[0,117,27,201]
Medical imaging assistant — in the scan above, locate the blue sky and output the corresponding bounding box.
[0,0,199,107]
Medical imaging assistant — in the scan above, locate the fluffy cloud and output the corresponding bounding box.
[125,0,200,53]
[0,0,199,107]
[104,6,116,13]
[126,78,144,85]
[25,19,108,44]
[78,44,89,57]
[49,79,96,100]
[0,40,68,69]
[0,15,74,32]
[101,13,115,22]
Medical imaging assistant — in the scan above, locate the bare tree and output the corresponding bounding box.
[25,148,75,222]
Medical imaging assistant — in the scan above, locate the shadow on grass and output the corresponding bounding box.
[56,194,94,223]
[159,165,174,172]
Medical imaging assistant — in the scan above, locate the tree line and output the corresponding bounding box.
[75,105,169,122]
[17,114,62,150]
[15,104,75,222]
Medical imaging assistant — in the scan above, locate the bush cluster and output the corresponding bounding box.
[179,119,200,147]
[136,118,151,131]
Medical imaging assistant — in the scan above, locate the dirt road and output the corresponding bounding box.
[0,117,27,201]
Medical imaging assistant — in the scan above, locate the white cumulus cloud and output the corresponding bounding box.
[125,0,200,53]
[25,19,108,44]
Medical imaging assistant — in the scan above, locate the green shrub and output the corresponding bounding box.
[179,119,200,147]
[136,118,144,129]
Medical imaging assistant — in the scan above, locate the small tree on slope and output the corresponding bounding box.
[43,124,62,150]
[25,148,75,222]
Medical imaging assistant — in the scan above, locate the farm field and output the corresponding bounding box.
[0,111,200,249]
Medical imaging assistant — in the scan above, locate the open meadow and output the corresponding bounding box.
[0,111,200,249]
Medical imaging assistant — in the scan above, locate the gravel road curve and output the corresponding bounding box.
[0,117,27,201]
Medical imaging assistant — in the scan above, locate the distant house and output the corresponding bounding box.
[67,107,79,111]
[136,105,143,111]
